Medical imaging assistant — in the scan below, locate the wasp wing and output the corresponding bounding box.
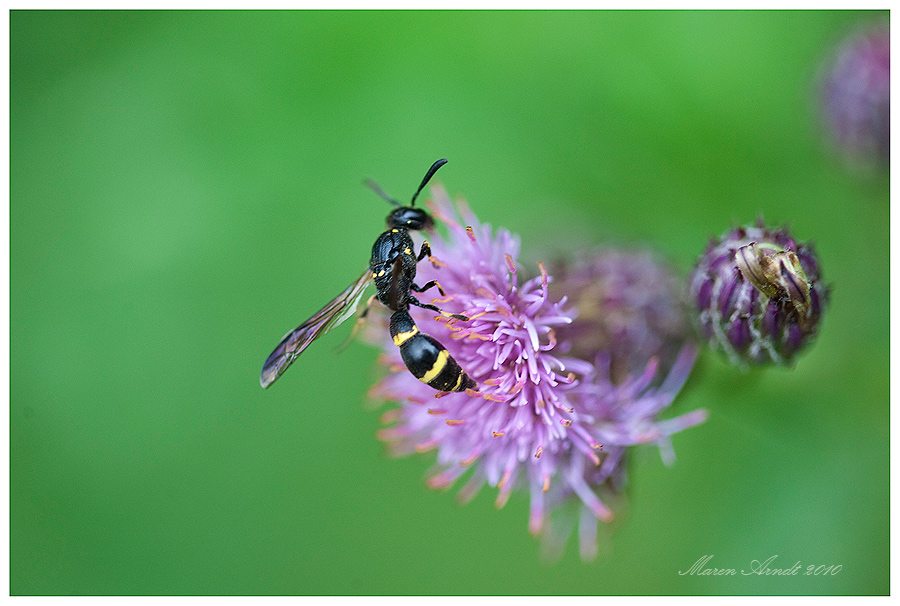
[387,254,406,310]
[260,268,373,388]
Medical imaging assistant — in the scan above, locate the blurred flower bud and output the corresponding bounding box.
[820,22,890,166]
[550,248,693,386]
[689,221,828,366]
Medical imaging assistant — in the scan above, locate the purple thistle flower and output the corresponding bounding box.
[820,22,890,166]
[689,220,828,366]
[368,185,706,560]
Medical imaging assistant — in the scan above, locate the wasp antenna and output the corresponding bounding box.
[410,158,448,207]
[365,178,402,207]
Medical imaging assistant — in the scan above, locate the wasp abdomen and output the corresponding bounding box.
[389,310,476,392]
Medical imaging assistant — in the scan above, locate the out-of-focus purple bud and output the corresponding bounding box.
[821,22,890,166]
[689,221,829,366]
[550,249,693,385]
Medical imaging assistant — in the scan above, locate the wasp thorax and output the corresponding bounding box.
[386,207,434,231]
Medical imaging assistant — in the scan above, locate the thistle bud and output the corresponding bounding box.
[820,22,890,167]
[550,248,693,385]
[689,222,828,366]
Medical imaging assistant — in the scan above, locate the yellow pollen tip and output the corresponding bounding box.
[497,470,511,488]
[504,254,516,275]
[460,454,479,467]
[415,440,438,453]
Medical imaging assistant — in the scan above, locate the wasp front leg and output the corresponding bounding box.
[418,240,447,269]
[413,241,452,298]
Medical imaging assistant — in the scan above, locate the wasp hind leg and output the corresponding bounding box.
[335,294,378,353]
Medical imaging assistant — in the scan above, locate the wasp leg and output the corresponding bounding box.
[335,294,378,352]
[411,279,447,297]
[413,244,449,296]
[418,241,446,269]
[417,241,433,261]
[408,295,469,322]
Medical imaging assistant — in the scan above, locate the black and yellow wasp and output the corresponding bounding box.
[260,159,477,393]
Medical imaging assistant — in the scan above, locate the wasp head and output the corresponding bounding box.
[386,206,434,231]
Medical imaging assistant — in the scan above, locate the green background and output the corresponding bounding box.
[11,10,889,595]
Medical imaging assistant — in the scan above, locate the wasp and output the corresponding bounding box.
[260,159,477,393]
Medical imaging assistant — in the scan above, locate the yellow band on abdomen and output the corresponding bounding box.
[419,349,450,384]
[392,326,419,347]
